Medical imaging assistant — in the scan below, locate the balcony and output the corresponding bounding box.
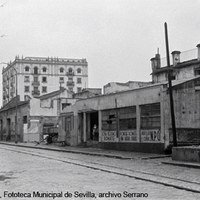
[67,81,75,86]
[10,87,15,93]
[66,72,74,76]
[32,81,40,86]
[10,91,14,97]
[32,90,40,97]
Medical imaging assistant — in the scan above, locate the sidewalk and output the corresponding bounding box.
[1,141,200,169]
[0,141,170,160]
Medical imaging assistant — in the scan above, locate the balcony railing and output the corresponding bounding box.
[32,90,40,96]
[32,81,40,86]
[66,72,74,76]
[67,81,75,86]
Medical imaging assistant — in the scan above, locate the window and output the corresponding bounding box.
[42,86,47,93]
[24,86,30,92]
[60,67,64,73]
[34,67,38,74]
[194,67,200,76]
[59,77,64,82]
[42,67,47,72]
[25,66,29,72]
[34,86,38,91]
[77,68,81,73]
[102,107,136,131]
[68,68,72,73]
[77,78,82,84]
[42,77,47,83]
[77,87,82,92]
[119,107,136,130]
[102,109,117,131]
[140,103,161,128]
[68,77,73,81]
[23,116,27,124]
[34,76,38,82]
[24,76,29,82]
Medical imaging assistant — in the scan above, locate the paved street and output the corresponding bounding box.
[0,144,200,200]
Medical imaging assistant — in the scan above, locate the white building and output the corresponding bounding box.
[2,56,88,106]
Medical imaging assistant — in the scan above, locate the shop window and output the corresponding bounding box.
[102,109,117,131]
[140,103,161,128]
[119,107,136,130]
[102,106,136,131]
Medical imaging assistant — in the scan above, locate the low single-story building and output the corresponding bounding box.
[0,88,75,143]
[59,77,200,153]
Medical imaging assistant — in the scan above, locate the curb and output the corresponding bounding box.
[162,161,200,169]
[0,142,132,160]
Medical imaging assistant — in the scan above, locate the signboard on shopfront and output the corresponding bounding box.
[101,130,138,142]
[119,130,137,142]
[101,131,118,142]
[141,129,161,142]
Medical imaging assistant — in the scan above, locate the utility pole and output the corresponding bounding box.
[164,22,177,147]
[115,98,119,138]
[15,68,18,144]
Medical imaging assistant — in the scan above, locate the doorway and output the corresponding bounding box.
[7,118,11,141]
[90,112,99,141]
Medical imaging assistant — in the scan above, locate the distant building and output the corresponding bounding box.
[103,81,151,94]
[151,44,200,83]
[2,56,88,106]
[58,44,200,153]
[59,77,200,153]
[0,88,75,142]
[73,88,102,99]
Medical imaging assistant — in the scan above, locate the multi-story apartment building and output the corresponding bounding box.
[2,56,88,106]
[150,44,200,83]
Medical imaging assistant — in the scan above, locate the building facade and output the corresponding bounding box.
[151,44,200,83]
[2,56,88,106]
[103,81,152,94]
[59,77,200,153]
[0,88,76,142]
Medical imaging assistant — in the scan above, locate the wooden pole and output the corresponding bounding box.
[164,22,177,147]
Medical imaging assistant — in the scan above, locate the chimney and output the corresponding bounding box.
[171,51,181,66]
[196,44,200,60]
[151,51,161,72]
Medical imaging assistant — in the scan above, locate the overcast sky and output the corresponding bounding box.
[1,0,200,107]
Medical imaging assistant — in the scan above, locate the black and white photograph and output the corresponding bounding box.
[0,0,200,199]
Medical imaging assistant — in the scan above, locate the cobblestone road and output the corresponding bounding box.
[0,145,200,200]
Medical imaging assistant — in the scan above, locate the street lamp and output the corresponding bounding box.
[0,62,18,143]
